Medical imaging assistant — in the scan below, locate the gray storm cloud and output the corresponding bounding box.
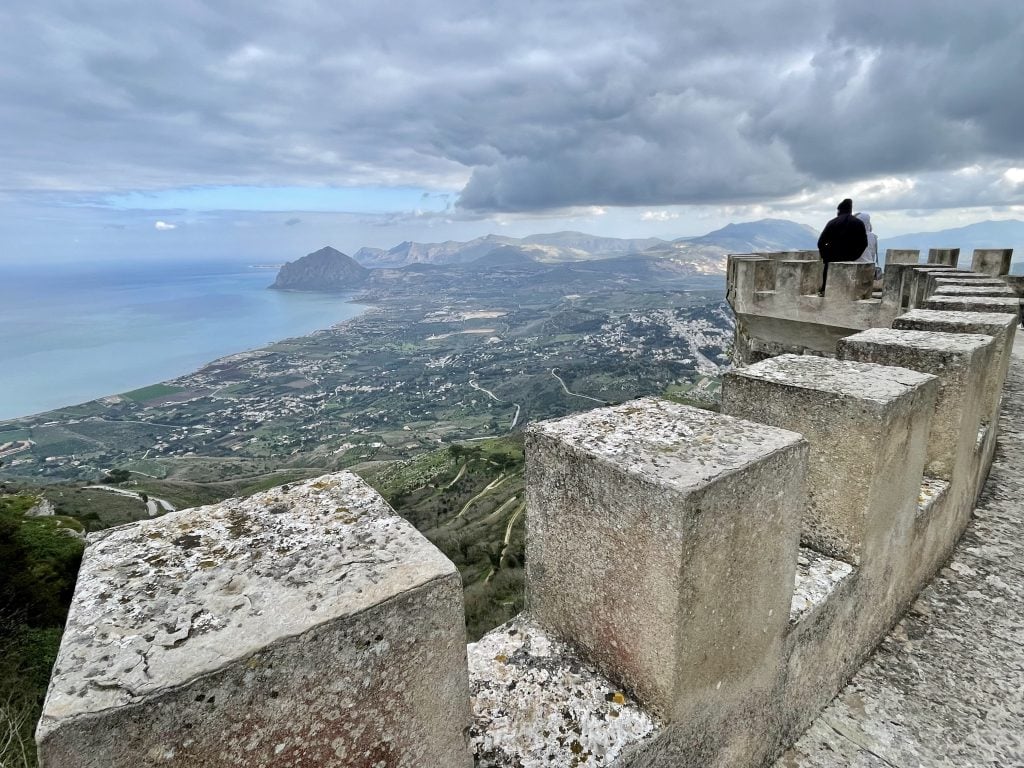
[0,0,1021,213]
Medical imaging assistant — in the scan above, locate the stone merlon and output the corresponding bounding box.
[37,472,472,767]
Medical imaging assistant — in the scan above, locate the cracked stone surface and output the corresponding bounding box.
[40,471,456,725]
[776,336,1024,767]
[469,616,659,767]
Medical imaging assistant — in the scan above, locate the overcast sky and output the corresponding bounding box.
[2,0,1022,263]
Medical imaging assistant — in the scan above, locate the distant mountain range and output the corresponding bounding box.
[351,218,818,270]
[271,218,1024,293]
[351,232,670,268]
[272,219,818,292]
[879,219,1024,264]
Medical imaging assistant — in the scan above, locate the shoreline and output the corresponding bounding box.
[0,292,374,426]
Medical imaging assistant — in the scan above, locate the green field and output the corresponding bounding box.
[121,383,186,402]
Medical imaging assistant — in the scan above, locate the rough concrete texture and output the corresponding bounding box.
[836,329,992,484]
[884,249,919,265]
[907,266,958,308]
[775,260,821,298]
[469,616,660,768]
[932,284,1016,296]
[37,471,473,768]
[777,336,1024,768]
[1003,274,1024,297]
[939,271,1007,279]
[790,548,855,625]
[923,295,1021,314]
[525,397,808,719]
[932,277,1006,287]
[893,309,1017,431]
[824,262,875,302]
[722,354,937,564]
[916,477,949,518]
[971,248,1013,276]
[926,248,959,266]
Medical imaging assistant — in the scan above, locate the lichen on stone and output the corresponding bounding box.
[40,471,454,727]
[790,547,854,624]
[468,616,659,767]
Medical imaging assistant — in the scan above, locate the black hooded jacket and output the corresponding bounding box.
[817,213,868,263]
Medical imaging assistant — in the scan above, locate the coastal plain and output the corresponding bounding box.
[0,255,733,638]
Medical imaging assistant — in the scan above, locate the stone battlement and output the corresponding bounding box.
[728,246,1021,364]
[36,255,1022,767]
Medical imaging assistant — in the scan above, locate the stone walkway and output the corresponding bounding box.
[778,337,1024,767]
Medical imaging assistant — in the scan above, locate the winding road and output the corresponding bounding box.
[469,378,523,432]
[84,485,177,517]
[550,368,605,404]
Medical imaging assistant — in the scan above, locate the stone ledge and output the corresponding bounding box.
[790,548,855,625]
[469,617,659,768]
[917,477,949,519]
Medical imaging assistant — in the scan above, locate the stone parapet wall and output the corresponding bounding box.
[39,253,1022,768]
[727,246,1018,365]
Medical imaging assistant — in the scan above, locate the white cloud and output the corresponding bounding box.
[641,210,680,222]
[154,220,176,230]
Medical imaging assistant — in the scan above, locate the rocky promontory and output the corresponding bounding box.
[271,246,370,291]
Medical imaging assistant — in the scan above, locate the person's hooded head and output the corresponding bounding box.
[837,198,853,214]
[855,212,872,232]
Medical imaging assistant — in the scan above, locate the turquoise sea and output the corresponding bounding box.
[0,260,365,421]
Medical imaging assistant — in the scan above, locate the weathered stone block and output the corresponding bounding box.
[836,329,992,484]
[932,277,1006,287]
[1003,274,1024,297]
[525,397,807,718]
[893,309,1017,426]
[37,472,473,768]
[907,266,957,308]
[932,284,1016,297]
[885,249,920,265]
[824,261,874,301]
[722,355,937,565]
[776,259,821,298]
[927,248,960,266]
[971,248,1013,276]
[922,295,1021,316]
[881,263,919,308]
[729,256,774,301]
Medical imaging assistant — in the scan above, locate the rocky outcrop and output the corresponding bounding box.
[270,246,369,291]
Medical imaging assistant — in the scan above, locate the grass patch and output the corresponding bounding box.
[0,493,84,768]
[121,383,185,402]
[0,626,62,768]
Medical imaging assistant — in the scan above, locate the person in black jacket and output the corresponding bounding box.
[817,198,868,294]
